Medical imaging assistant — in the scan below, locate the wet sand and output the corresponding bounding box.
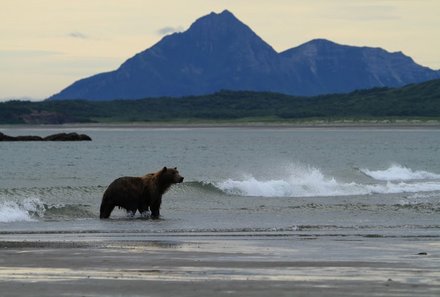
[0,233,439,296]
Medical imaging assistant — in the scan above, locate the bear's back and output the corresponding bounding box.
[105,176,144,196]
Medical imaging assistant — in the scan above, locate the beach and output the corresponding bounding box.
[1,231,439,296]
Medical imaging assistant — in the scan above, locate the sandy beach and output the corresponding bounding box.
[0,232,439,297]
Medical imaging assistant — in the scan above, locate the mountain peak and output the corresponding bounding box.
[300,39,342,49]
[181,9,276,56]
[211,9,235,17]
[308,38,337,45]
[49,10,440,100]
[203,9,236,21]
[188,9,244,32]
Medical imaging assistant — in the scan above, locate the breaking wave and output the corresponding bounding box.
[0,197,94,222]
[0,198,43,222]
[211,165,440,198]
[360,164,440,181]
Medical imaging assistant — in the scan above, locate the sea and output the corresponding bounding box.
[1,126,439,242]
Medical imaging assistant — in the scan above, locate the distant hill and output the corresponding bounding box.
[49,10,440,101]
[280,39,440,95]
[3,79,440,124]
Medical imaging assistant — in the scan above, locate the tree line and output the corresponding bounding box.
[0,79,439,124]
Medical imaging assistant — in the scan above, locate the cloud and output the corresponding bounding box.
[68,32,89,39]
[157,26,184,35]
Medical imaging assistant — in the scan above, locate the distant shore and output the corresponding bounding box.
[1,119,440,130]
[2,82,440,126]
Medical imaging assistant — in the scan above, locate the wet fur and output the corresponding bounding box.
[99,167,183,219]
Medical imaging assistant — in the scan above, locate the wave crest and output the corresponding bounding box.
[361,164,440,181]
[216,167,355,197]
[0,197,44,223]
[213,165,440,198]
[0,198,93,222]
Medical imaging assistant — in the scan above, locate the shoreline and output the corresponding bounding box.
[1,119,440,130]
[0,234,439,296]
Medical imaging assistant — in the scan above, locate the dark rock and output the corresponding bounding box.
[14,135,44,141]
[0,132,92,141]
[0,132,43,141]
[0,132,15,141]
[43,132,92,141]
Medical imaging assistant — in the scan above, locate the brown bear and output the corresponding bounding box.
[99,167,184,219]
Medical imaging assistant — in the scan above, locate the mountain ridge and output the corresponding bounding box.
[50,10,440,100]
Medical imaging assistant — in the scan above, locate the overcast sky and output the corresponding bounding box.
[1,0,439,101]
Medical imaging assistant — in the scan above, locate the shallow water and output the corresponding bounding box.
[0,127,439,240]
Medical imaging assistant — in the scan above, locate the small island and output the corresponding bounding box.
[0,132,92,141]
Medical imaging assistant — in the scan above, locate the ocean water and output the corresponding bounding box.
[0,127,439,240]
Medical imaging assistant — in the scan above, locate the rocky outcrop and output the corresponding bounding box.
[43,132,92,141]
[0,132,92,141]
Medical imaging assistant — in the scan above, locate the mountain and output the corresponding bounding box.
[50,10,440,100]
[280,39,440,95]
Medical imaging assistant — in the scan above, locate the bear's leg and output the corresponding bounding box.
[138,201,149,219]
[150,209,160,219]
[150,196,162,219]
[150,205,160,219]
[124,203,138,218]
[99,202,115,219]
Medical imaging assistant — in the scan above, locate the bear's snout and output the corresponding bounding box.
[178,176,184,183]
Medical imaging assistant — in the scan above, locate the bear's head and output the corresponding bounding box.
[159,167,184,184]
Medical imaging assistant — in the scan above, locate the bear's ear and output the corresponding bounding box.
[174,167,177,170]
[162,166,167,172]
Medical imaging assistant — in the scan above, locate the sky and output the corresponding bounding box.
[1,0,439,101]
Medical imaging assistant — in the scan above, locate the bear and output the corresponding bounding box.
[99,167,184,219]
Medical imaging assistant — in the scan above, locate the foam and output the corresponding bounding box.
[0,197,44,223]
[215,165,440,198]
[361,164,440,181]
